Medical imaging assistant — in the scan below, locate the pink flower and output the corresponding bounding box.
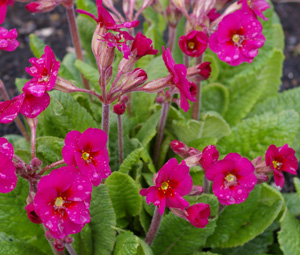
[131,32,158,58]
[113,102,126,115]
[240,0,270,21]
[0,27,19,51]
[162,47,196,112]
[209,10,265,66]
[26,0,63,13]
[102,31,133,59]
[77,0,138,31]
[185,203,210,228]
[25,203,43,224]
[206,153,257,205]
[23,46,60,97]
[0,0,13,24]
[0,137,17,193]
[199,145,219,171]
[62,128,111,186]
[265,144,298,188]
[179,30,208,57]
[0,94,24,123]
[140,158,193,215]
[207,8,220,22]
[34,166,92,239]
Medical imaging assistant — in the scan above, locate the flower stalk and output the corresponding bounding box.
[117,114,123,164]
[65,243,77,255]
[145,207,163,246]
[102,104,110,137]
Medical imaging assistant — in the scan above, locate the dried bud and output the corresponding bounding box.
[54,239,65,252]
[185,153,202,167]
[113,102,126,115]
[54,76,78,93]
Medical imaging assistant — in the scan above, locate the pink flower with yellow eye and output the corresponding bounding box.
[206,153,257,205]
[265,144,298,188]
[209,10,265,66]
[34,166,92,239]
[62,128,111,186]
[140,158,193,215]
[178,30,208,57]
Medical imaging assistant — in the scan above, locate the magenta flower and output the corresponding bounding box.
[77,0,139,31]
[0,0,13,24]
[102,31,134,59]
[185,203,211,228]
[62,128,111,186]
[240,0,270,21]
[34,166,92,239]
[0,27,19,51]
[207,8,220,22]
[162,47,196,112]
[209,10,265,66]
[0,137,17,193]
[265,144,298,188]
[25,203,43,224]
[140,158,193,215]
[206,153,257,205]
[131,32,158,58]
[23,46,60,97]
[199,145,219,171]
[179,30,208,57]
[0,94,24,123]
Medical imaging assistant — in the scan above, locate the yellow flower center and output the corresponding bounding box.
[161,181,169,191]
[225,173,236,183]
[82,152,90,160]
[55,197,64,207]
[232,34,240,44]
[272,160,281,170]
[188,41,195,50]
[247,0,252,6]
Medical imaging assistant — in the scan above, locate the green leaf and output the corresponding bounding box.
[62,53,82,83]
[36,136,64,166]
[132,92,157,123]
[106,172,142,219]
[90,184,116,255]
[282,193,300,217]
[0,178,51,254]
[278,209,300,255]
[74,60,100,93]
[73,224,93,255]
[224,72,265,125]
[218,110,300,159]
[136,110,161,147]
[15,78,29,93]
[294,177,300,200]
[202,83,229,116]
[76,0,97,15]
[119,148,144,174]
[207,184,283,248]
[145,56,169,81]
[38,91,97,138]
[172,111,231,145]
[29,34,46,58]
[151,214,217,255]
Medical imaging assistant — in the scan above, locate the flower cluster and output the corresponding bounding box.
[0,46,59,123]
[140,158,211,228]
[0,27,19,52]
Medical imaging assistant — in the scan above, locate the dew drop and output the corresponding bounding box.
[225,56,232,62]
[233,54,239,60]
[0,173,6,179]
[237,189,243,194]
[77,185,83,190]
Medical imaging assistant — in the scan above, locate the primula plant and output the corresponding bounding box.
[1,0,300,254]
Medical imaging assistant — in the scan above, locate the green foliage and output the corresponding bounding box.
[0,178,51,254]
[75,60,100,93]
[73,224,93,255]
[207,184,283,248]
[106,172,142,219]
[36,136,64,165]
[278,209,300,255]
[38,91,97,138]
[89,184,116,255]
[218,110,300,158]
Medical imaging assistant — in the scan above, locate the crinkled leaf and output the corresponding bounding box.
[132,92,157,123]
[218,110,300,159]
[38,91,97,138]
[282,193,300,217]
[119,148,144,174]
[151,214,217,255]
[73,224,93,255]
[278,209,300,255]
[0,178,51,254]
[144,56,169,81]
[106,172,142,219]
[202,83,229,116]
[90,184,116,255]
[207,184,283,248]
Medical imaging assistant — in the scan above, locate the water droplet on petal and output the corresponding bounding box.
[237,189,243,194]
[0,173,6,179]
[225,56,232,62]
[77,185,83,190]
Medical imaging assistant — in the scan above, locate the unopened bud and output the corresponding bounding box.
[25,203,42,224]
[30,157,42,170]
[54,239,65,252]
[113,102,126,115]
[25,0,62,13]
[54,76,78,93]
[120,68,148,91]
[170,140,190,158]
[166,3,183,27]
[187,185,204,196]
[185,153,202,167]
[173,0,185,8]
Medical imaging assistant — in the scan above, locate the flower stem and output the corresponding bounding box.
[167,26,177,53]
[145,207,163,246]
[153,102,170,167]
[0,80,30,142]
[65,243,77,255]
[65,5,90,91]
[25,117,38,159]
[38,159,65,177]
[117,114,123,165]
[203,176,210,193]
[191,56,204,120]
[102,104,110,136]
[43,226,65,255]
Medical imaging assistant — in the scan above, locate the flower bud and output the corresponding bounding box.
[26,0,62,13]
[166,3,182,27]
[119,68,148,92]
[54,76,78,93]
[113,102,126,115]
[25,203,42,224]
[187,185,204,196]
[170,140,190,158]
